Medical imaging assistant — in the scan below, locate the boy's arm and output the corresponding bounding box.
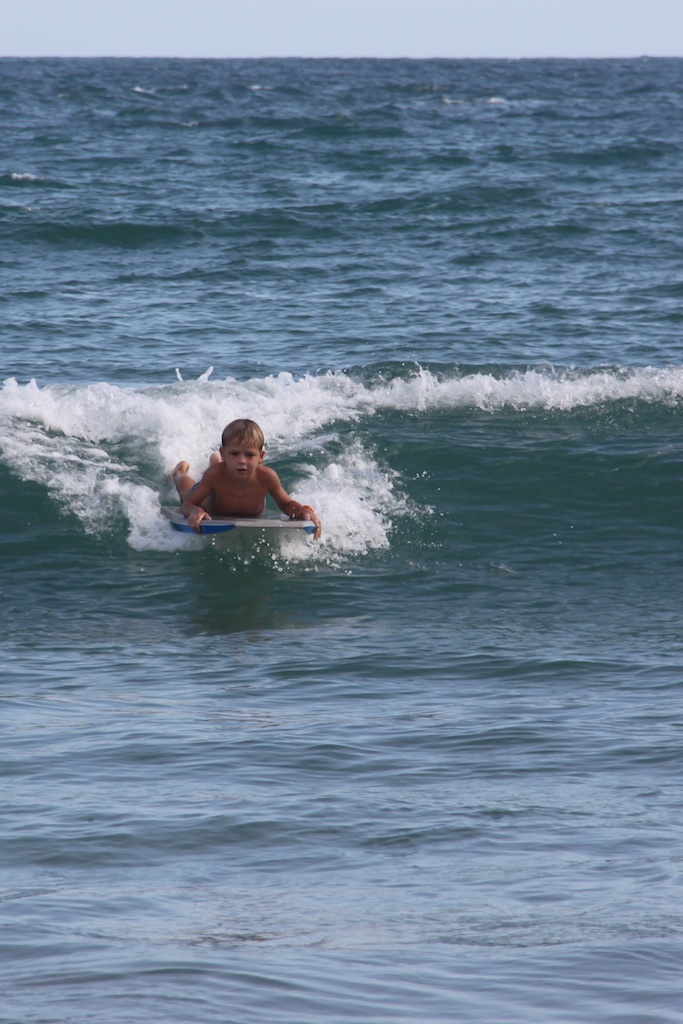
[267,470,322,540]
[180,469,214,531]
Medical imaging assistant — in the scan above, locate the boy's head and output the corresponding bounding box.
[221,418,265,452]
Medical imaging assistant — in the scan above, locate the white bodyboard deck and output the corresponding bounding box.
[162,506,316,535]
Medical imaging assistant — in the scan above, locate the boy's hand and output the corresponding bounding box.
[187,508,211,532]
[301,505,322,540]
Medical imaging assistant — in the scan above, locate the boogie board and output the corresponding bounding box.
[161,506,316,535]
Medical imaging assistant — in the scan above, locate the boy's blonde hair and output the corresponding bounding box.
[221,418,265,451]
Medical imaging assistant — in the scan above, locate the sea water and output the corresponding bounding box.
[2,57,683,1023]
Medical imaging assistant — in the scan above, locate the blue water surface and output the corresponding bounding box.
[3,57,683,1023]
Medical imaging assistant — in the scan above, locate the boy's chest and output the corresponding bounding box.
[214,473,263,498]
[212,474,266,513]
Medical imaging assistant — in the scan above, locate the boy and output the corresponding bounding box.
[171,418,322,539]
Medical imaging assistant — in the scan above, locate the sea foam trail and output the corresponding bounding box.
[1,365,681,553]
[364,365,683,412]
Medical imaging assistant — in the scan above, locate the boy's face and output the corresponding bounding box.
[220,441,265,480]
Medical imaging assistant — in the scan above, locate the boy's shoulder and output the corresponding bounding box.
[257,463,279,483]
[203,461,225,482]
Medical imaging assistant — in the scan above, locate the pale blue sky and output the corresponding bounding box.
[3,0,683,58]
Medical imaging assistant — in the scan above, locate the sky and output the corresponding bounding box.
[3,0,683,59]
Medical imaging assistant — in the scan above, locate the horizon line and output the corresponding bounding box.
[1,52,680,60]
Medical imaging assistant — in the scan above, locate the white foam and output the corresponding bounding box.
[2,365,681,555]
[363,365,683,413]
[0,371,406,556]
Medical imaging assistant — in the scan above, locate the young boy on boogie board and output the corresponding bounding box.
[172,418,322,538]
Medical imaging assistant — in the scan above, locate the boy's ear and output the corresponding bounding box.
[259,449,265,462]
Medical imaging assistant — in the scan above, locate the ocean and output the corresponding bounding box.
[2,56,683,1023]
